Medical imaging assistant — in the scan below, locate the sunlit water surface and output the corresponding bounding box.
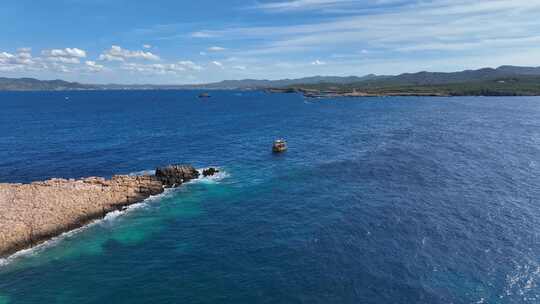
[0,91,539,303]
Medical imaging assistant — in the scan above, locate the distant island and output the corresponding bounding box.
[2,65,540,96]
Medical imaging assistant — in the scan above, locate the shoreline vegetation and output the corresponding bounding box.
[0,165,211,259]
[265,77,540,98]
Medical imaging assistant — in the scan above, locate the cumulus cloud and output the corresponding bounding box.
[311,59,326,65]
[49,63,71,73]
[99,45,160,62]
[0,52,16,63]
[0,49,38,71]
[177,60,203,71]
[122,60,202,74]
[17,47,32,53]
[143,44,152,49]
[0,47,93,73]
[41,48,87,64]
[0,45,207,77]
[47,57,82,64]
[43,48,86,58]
[85,61,105,72]
[122,63,159,73]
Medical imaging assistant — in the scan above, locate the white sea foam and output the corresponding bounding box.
[502,260,540,301]
[193,167,229,184]
[128,167,230,184]
[0,219,99,268]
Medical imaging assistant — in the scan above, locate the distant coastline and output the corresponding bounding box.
[3,65,540,96]
[266,88,450,98]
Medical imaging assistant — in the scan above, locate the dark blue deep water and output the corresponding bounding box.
[0,91,539,303]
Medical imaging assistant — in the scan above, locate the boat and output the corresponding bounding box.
[198,93,211,98]
[272,139,287,153]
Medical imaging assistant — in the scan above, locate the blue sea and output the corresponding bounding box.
[0,91,539,303]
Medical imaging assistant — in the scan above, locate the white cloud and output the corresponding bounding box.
[85,61,105,72]
[42,48,87,58]
[178,60,203,71]
[1,47,97,74]
[191,31,215,38]
[17,47,31,53]
[0,52,16,63]
[208,46,226,52]
[254,0,358,11]
[40,48,87,64]
[143,44,152,49]
[212,61,223,68]
[122,60,202,74]
[49,63,71,73]
[0,50,38,71]
[4,0,540,82]
[17,51,32,60]
[201,0,540,61]
[99,45,160,62]
[47,57,82,64]
[99,54,122,62]
[122,63,169,73]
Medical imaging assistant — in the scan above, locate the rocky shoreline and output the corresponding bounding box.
[0,165,210,258]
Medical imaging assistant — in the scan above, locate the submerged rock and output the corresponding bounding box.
[202,167,220,177]
[155,164,200,187]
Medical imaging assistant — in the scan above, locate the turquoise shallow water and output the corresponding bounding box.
[0,91,539,303]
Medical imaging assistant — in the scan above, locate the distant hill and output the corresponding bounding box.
[354,66,540,87]
[0,76,365,91]
[278,66,540,97]
[184,65,540,89]
[0,74,383,91]
[181,74,385,89]
[0,77,94,91]
[2,65,540,91]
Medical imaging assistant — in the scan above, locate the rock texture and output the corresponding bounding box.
[0,165,200,258]
[155,165,200,187]
[202,168,220,177]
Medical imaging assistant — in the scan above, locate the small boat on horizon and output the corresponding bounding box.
[198,92,211,98]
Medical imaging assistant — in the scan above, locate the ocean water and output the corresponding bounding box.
[0,90,539,303]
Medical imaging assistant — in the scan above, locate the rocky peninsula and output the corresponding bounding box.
[0,165,206,258]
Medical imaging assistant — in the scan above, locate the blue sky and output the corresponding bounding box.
[1,0,539,84]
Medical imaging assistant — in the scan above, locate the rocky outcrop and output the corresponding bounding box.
[202,168,220,177]
[0,165,202,258]
[155,165,200,187]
